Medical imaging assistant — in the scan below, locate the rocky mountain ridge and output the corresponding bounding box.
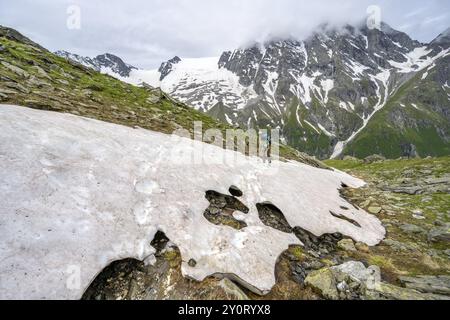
[55,50,137,78]
[136,22,450,159]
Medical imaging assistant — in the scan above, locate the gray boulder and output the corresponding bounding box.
[428,224,450,243]
[399,275,450,296]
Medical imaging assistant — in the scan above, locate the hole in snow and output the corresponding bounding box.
[256,202,293,233]
[81,231,255,299]
[203,190,249,230]
[82,231,177,300]
[329,211,361,228]
[150,230,170,252]
[82,258,145,300]
[293,227,343,257]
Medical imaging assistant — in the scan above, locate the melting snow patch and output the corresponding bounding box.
[388,47,448,74]
[0,105,385,299]
[320,79,334,104]
[317,123,334,137]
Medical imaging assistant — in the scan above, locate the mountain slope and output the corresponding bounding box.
[343,53,450,158]
[139,22,450,159]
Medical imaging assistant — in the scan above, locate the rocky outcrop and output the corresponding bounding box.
[305,261,450,300]
[158,56,181,80]
[399,275,450,296]
[55,51,137,77]
[380,174,450,195]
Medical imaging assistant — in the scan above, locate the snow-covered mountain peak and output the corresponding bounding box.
[55,50,137,78]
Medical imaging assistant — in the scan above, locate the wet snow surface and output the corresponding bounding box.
[0,105,385,299]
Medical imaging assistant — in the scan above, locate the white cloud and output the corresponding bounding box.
[0,0,448,68]
[422,14,448,25]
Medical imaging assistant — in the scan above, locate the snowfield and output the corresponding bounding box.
[0,105,385,299]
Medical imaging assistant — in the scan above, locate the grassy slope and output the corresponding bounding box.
[325,157,449,278]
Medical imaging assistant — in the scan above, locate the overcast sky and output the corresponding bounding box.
[1,0,449,68]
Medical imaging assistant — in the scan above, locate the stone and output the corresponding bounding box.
[337,281,349,292]
[384,186,422,195]
[368,207,382,214]
[382,239,414,252]
[143,254,157,266]
[208,207,221,215]
[146,95,161,104]
[304,268,339,300]
[364,154,386,164]
[399,276,450,295]
[0,87,17,95]
[302,260,325,270]
[228,185,243,197]
[355,242,370,253]
[32,65,51,79]
[218,278,249,300]
[349,281,361,290]
[370,282,448,300]
[360,200,371,208]
[27,75,50,88]
[427,224,450,243]
[306,262,449,300]
[5,82,30,93]
[412,209,425,220]
[400,223,426,235]
[57,79,70,86]
[1,61,29,78]
[337,239,357,252]
[188,259,197,267]
[331,261,381,288]
[24,99,53,110]
[434,220,444,227]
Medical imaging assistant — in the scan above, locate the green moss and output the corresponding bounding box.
[288,245,304,261]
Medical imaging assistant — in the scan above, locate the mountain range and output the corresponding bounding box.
[59,23,450,159]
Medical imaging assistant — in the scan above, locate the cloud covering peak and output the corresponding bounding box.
[0,0,448,68]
